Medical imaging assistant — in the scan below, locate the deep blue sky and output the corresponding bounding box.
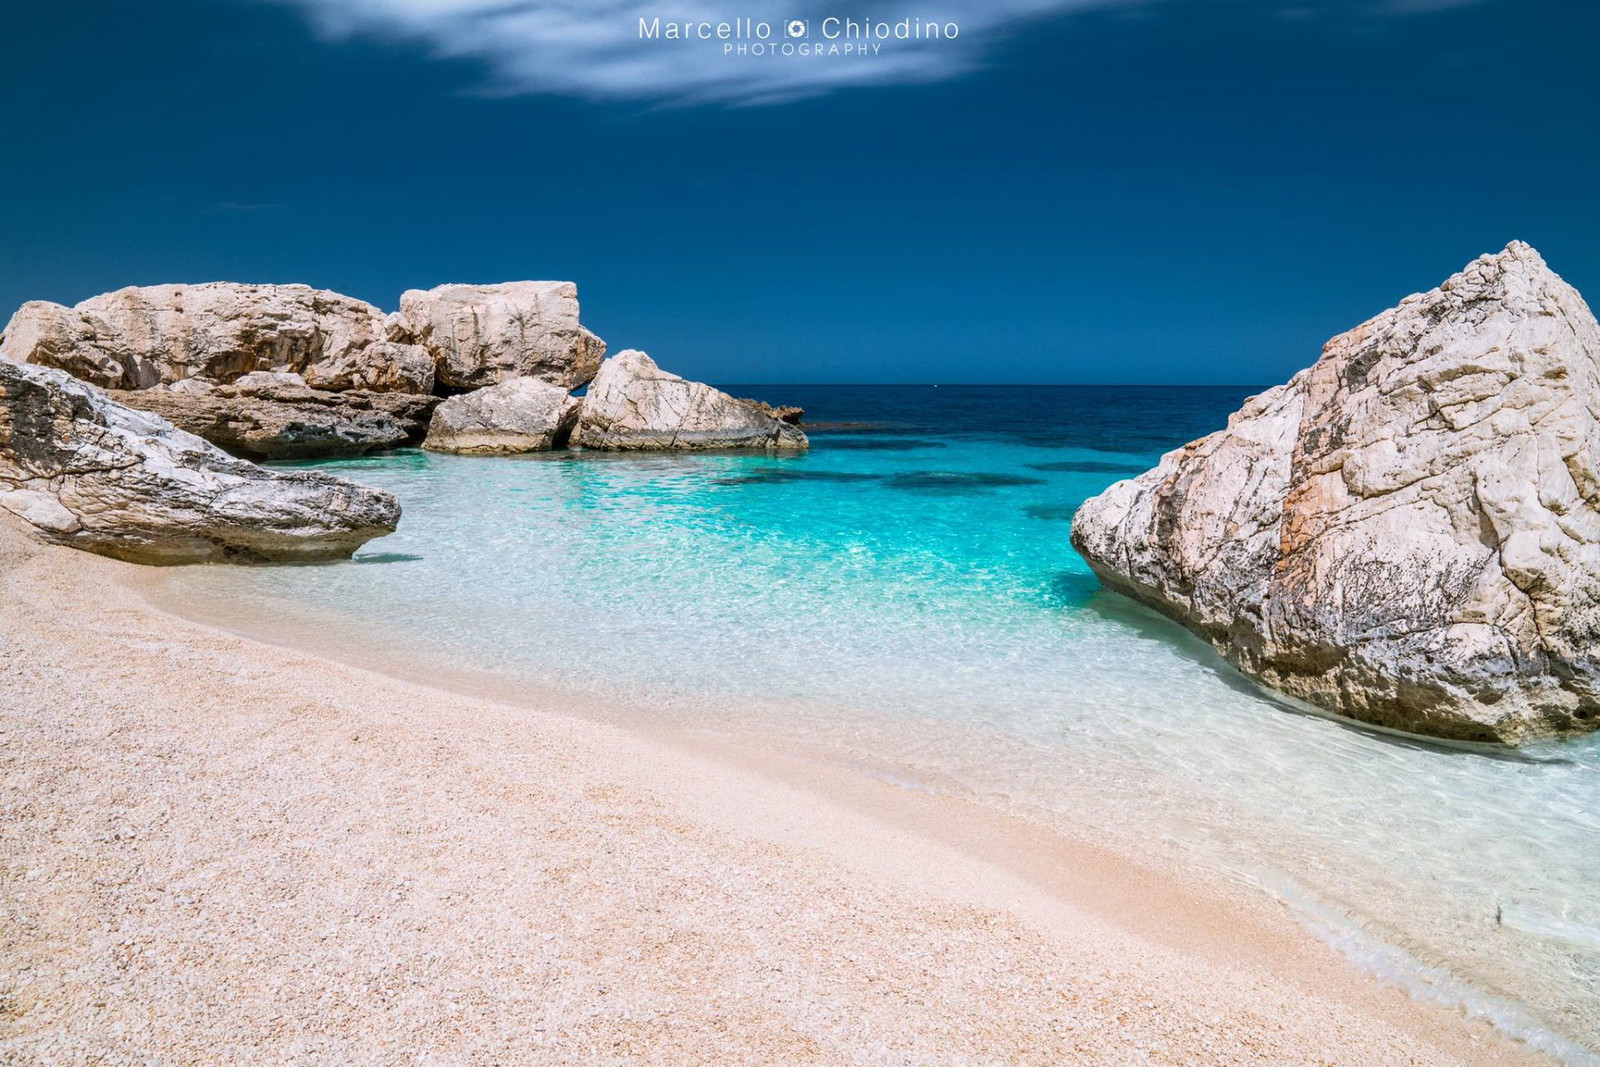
[2,0,1596,384]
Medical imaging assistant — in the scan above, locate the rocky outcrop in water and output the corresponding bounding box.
[423,377,581,455]
[111,373,438,460]
[398,282,605,392]
[0,361,399,563]
[0,283,390,390]
[572,350,808,452]
[0,280,605,457]
[0,280,815,459]
[1071,242,1600,745]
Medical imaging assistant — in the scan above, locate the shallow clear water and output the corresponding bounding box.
[166,386,1600,1060]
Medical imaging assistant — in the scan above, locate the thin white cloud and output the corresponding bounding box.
[266,0,1134,105]
[265,0,1492,106]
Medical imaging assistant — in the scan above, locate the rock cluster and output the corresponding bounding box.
[1071,242,1600,745]
[3,279,805,460]
[0,276,805,563]
[0,360,399,564]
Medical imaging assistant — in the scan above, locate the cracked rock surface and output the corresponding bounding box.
[1072,242,1600,744]
[574,350,808,452]
[399,282,605,392]
[0,282,391,390]
[0,361,400,563]
[423,377,581,455]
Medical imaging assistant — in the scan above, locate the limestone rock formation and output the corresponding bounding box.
[422,377,581,455]
[1071,242,1600,745]
[0,361,399,563]
[303,341,435,394]
[0,282,389,390]
[112,375,438,460]
[399,282,605,392]
[572,350,808,452]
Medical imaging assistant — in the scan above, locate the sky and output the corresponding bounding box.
[1,0,1596,385]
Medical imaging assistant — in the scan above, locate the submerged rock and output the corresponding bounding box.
[0,282,390,390]
[422,377,581,455]
[0,361,399,563]
[112,377,437,460]
[1071,242,1600,745]
[573,350,808,452]
[399,282,605,392]
[885,471,1046,492]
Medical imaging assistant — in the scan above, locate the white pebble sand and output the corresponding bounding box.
[0,517,1548,1065]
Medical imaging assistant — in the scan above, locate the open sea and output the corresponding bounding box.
[161,385,1600,1061]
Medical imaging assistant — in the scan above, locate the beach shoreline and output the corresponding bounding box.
[0,516,1555,1065]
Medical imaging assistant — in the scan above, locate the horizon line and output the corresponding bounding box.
[713,381,1268,389]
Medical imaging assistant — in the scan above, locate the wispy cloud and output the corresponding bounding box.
[264,0,1491,106]
[265,0,1137,105]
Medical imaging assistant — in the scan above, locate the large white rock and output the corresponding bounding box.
[0,282,391,390]
[1071,242,1600,745]
[398,282,605,392]
[0,360,400,563]
[572,350,808,452]
[422,377,581,455]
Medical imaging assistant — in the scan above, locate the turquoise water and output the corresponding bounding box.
[166,386,1600,1061]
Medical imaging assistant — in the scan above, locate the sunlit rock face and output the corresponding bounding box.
[423,377,581,455]
[1072,242,1600,745]
[398,282,605,392]
[573,349,808,452]
[0,282,391,390]
[0,361,400,564]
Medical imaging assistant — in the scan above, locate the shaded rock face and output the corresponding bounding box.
[1071,242,1600,745]
[399,282,606,392]
[111,375,438,461]
[0,283,389,390]
[573,350,808,452]
[0,361,399,564]
[422,377,580,455]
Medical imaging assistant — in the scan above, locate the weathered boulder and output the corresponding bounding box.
[572,350,808,452]
[399,282,605,392]
[422,377,580,455]
[0,360,399,563]
[303,341,435,394]
[111,375,438,460]
[1071,242,1600,745]
[0,282,390,390]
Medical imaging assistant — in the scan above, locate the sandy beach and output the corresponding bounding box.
[0,514,1550,1066]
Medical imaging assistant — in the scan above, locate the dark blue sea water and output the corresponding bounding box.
[163,386,1599,1062]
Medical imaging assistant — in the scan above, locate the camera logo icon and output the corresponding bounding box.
[785,19,808,38]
